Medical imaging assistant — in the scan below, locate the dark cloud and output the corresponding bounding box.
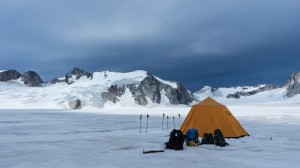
[1,0,300,91]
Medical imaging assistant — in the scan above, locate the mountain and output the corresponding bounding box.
[0,69,21,81]
[101,73,195,106]
[51,67,93,84]
[1,67,300,109]
[193,72,300,104]
[0,69,43,86]
[0,67,195,109]
[284,72,300,97]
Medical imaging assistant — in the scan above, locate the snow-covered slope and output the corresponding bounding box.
[1,68,300,109]
[193,72,300,105]
[0,68,195,109]
[193,85,300,105]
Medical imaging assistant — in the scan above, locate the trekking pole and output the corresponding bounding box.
[173,116,175,128]
[167,116,169,129]
[146,114,149,134]
[140,114,142,134]
[162,113,165,129]
[178,114,181,128]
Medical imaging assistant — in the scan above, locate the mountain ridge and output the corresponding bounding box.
[0,67,300,109]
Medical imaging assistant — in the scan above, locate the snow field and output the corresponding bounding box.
[0,105,300,168]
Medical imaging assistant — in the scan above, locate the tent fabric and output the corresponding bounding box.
[180,97,249,138]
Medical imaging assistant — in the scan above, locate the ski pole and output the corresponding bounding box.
[178,113,181,128]
[173,116,175,128]
[146,114,149,134]
[167,116,169,129]
[162,113,165,129]
[140,114,142,134]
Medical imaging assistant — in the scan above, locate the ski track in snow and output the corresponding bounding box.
[0,106,300,168]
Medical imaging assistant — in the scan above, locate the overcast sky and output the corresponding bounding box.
[1,0,300,91]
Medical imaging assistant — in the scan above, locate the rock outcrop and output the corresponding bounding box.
[101,73,195,106]
[226,85,280,99]
[65,67,93,84]
[21,71,43,87]
[51,67,93,84]
[68,99,81,109]
[0,69,22,82]
[285,72,300,97]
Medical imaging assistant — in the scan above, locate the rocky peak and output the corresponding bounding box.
[65,67,93,84]
[101,73,195,106]
[285,72,300,97]
[135,74,162,104]
[21,71,43,87]
[0,69,22,82]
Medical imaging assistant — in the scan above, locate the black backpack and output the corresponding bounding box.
[201,133,214,144]
[214,129,229,147]
[165,129,185,150]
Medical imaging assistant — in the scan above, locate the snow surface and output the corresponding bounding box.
[0,105,300,168]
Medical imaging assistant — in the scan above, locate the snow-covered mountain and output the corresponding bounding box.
[1,68,300,109]
[0,67,195,109]
[193,72,300,105]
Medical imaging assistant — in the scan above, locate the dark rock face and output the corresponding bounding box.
[285,72,300,97]
[21,71,43,87]
[226,85,280,99]
[135,74,162,104]
[0,69,22,82]
[65,67,93,84]
[50,78,65,84]
[101,73,195,106]
[101,85,126,103]
[68,99,81,109]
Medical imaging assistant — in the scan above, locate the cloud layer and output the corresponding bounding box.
[1,0,300,91]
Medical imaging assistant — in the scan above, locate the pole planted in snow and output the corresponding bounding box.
[167,116,169,129]
[162,113,165,129]
[173,116,175,128]
[178,114,181,128]
[146,114,149,134]
[140,114,142,134]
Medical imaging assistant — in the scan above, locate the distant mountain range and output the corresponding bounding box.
[0,67,299,109]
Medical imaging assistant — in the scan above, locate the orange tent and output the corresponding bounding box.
[180,97,249,138]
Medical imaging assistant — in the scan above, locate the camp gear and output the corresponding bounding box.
[201,133,214,144]
[165,129,185,150]
[140,114,142,134]
[178,114,181,127]
[188,141,198,147]
[162,113,165,129]
[214,129,229,147]
[185,128,200,146]
[146,114,149,134]
[180,97,249,138]
[167,116,169,129]
[173,116,175,128]
[143,150,165,154]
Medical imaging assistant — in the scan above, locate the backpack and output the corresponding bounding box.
[200,133,214,144]
[165,129,185,150]
[185,128,200,146]
[214,129,229,147]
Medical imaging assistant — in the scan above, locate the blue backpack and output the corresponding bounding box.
[185,128,199,146]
